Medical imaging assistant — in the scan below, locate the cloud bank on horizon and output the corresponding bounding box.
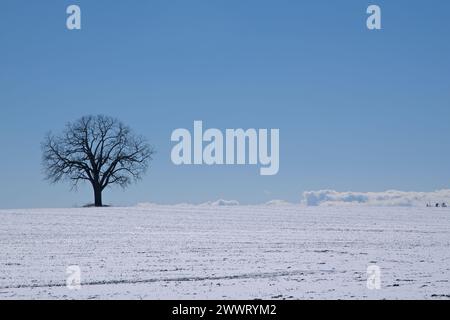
[302,190,450,207]
[135,191,450,208]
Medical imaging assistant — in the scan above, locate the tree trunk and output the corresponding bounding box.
[94,186,103,207]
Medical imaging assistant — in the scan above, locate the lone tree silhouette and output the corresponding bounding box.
[42,115,154,207]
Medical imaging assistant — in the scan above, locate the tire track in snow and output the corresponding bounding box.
[0,269,335,290]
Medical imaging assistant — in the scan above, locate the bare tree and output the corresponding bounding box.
[42,115,155,207]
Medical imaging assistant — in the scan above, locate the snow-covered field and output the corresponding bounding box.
[0,204,449,300]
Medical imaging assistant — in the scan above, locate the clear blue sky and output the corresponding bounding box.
[1,0,449,208]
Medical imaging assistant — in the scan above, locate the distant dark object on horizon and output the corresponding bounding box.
[427,202,448,208]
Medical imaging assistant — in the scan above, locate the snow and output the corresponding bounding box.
[0,205,449,299]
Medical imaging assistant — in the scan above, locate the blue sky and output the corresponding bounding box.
[0,0,449,208]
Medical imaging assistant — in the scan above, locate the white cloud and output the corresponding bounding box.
[136,200,240,207]
[201,199,240,206]
[136,202,159,208]
[264,200,294,206]
[301,189,450,207]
